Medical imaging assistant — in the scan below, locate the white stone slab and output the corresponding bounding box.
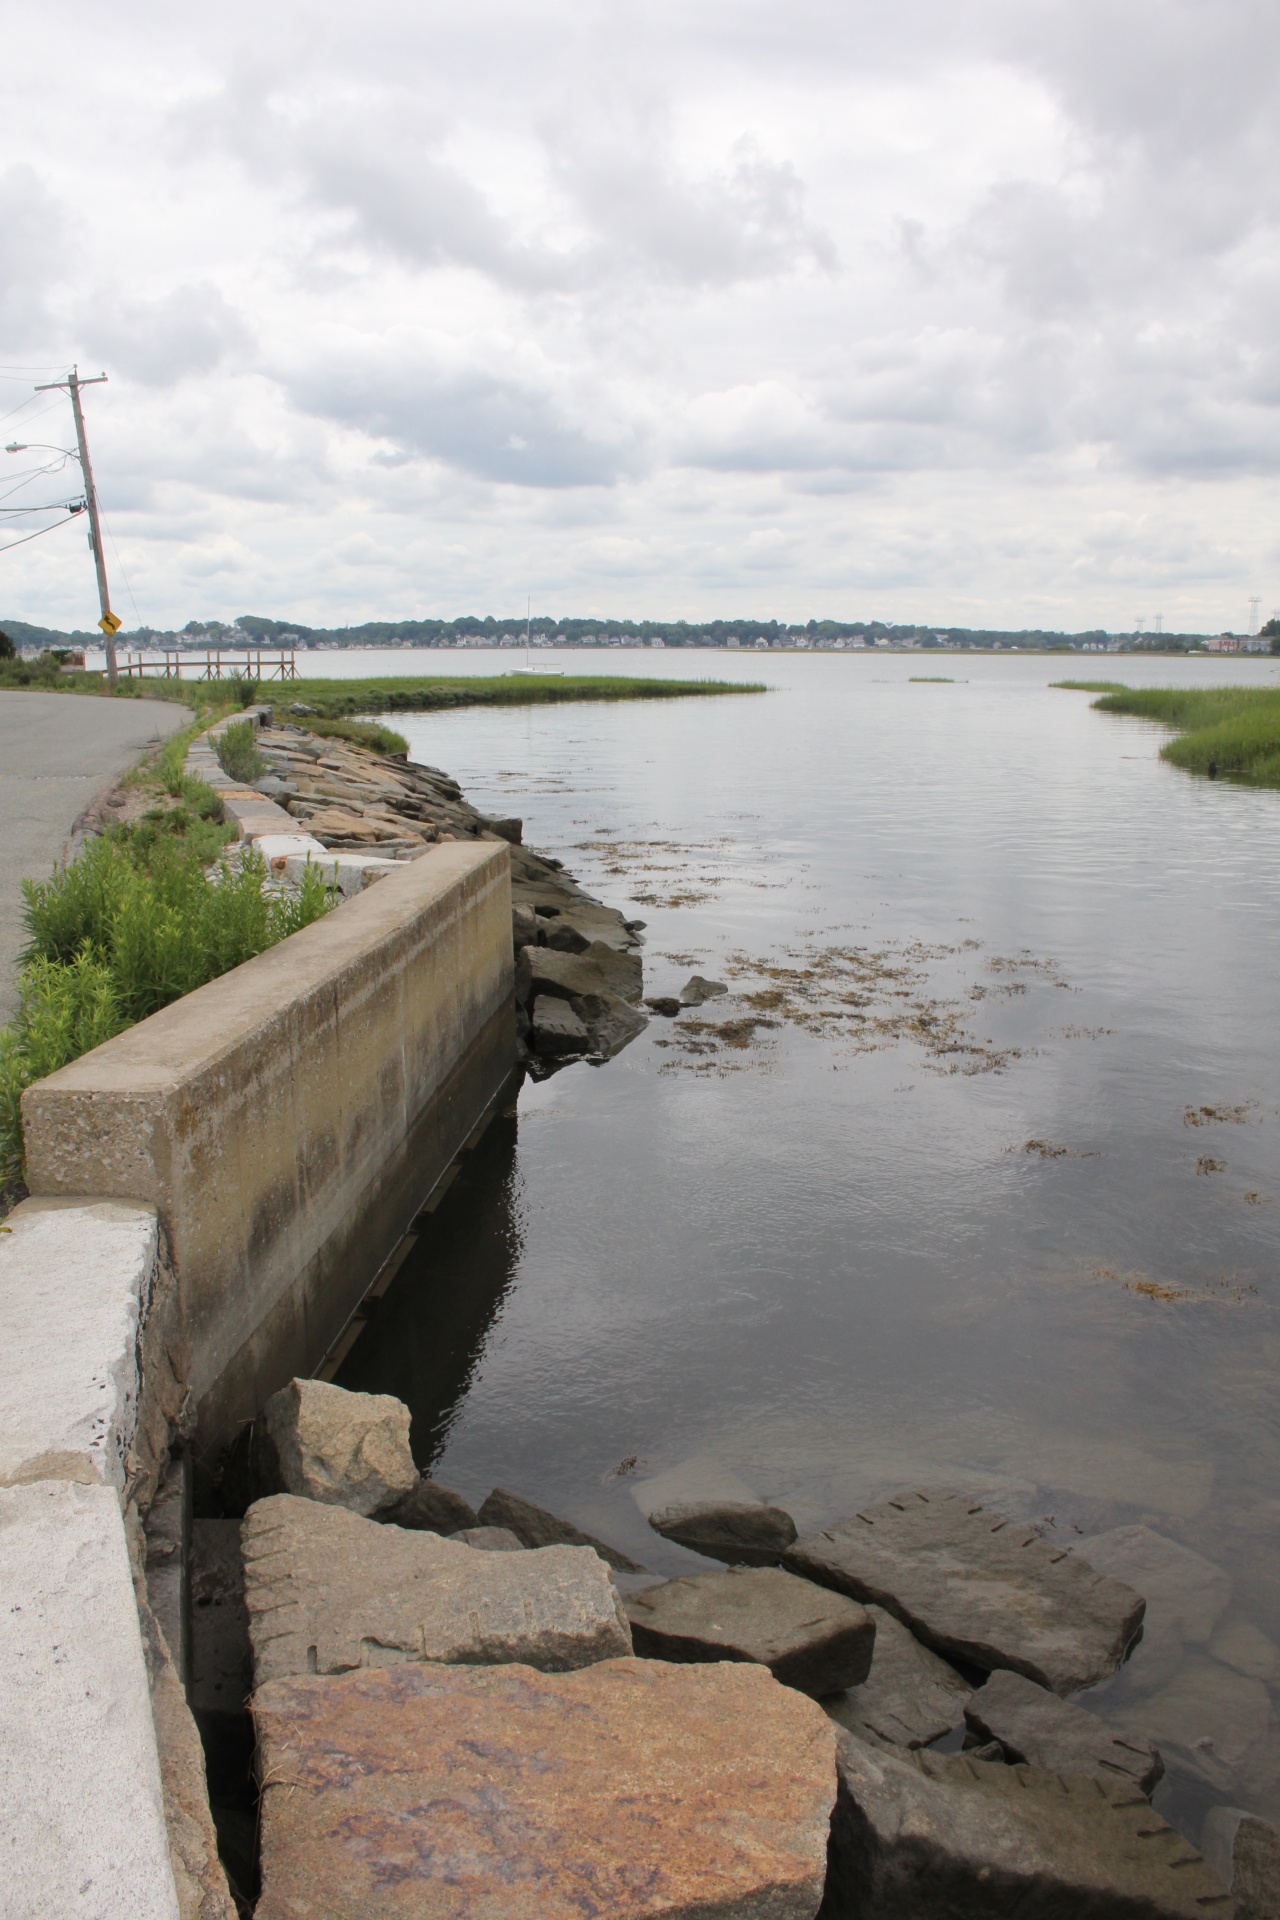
[0,1199,158,1492]
[0,1479,179,1919]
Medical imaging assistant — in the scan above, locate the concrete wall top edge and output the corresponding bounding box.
[28,840,507,1096]
[0,1199,159,1495]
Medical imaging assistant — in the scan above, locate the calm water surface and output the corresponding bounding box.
[338,652,1280,1838]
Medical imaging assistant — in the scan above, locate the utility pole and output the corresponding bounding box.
[34,368,119,687]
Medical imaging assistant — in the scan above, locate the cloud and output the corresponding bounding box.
[82,284,254,386]
[3,0,1279,625]
[290,358,636,487]
[0,165,73,345]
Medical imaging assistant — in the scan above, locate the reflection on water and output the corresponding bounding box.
[339,654,1280,1842]
[338,1116,522,1463]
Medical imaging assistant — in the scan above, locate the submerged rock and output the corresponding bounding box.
[964,1668,1163,1795]
[645,995,683,1017]
[785,1489,1145,1695]
[1202,1808,1280,1920]
[242,1494,631,1683]
[478,1486,646,1573]
[823,1735,1233,1920]
[826,1604,971,1750]
[679,975,729,1006]
[254,1658,837,1920]
[647,1498,798,1566]
[626,1565,874,1698]
[376,1476,478,1535]
[257,1378,417,1518]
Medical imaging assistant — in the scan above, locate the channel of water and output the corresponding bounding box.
[330,648,1280,1839]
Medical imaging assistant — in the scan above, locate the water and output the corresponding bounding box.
[336,650,1280,1838]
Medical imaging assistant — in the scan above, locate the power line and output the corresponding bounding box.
[0,514,80,555]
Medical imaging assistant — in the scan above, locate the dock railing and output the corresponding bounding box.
[115,647,299,682]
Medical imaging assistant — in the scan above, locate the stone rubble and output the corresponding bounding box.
[822,1733,1235,1919]
[785,1489,1145,1694]
[825,1603,972,1751]
[253,1657,839,1920]
[647,1496,798,1565]
[242,1494,632,1683]
[964,1667,1164,1795]
[257,1377,417,1517]
[478,1484,646,1572]
[249,721,650,1070]
[626,1564,875,1698]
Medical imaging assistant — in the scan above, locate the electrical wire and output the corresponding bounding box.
[0,503,86,514]
[0,514,79,555]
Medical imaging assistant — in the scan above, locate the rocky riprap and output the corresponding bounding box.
[251,721,649,1069]
[198,1377,1279,1916]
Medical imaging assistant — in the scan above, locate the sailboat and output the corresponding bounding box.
[511,598,562,674]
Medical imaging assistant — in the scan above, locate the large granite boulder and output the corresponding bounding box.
[242,1495,631,1683]
[648,1499,798,1566]
[376,1475,478,1534]
[786,1490,1144,1695]
[257,1378,417,1517]
[825,1604,971,1750]
[821,1734,1234,1919]
[965,1668,1163,1795]
[478,1486,645,1572]
[254,1657,837,1920]
[517,941,644,1006]
[532,995,589,1055]
[626,1566,875,1698]
[573,987,649,1057]
[1203,1809,1280,1920]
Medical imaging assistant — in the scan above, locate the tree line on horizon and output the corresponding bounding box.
[1,612,1250,653]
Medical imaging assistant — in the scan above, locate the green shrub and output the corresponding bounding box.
[0,951,125,1195]
[2,830,335,1192]
[215,719,265,783]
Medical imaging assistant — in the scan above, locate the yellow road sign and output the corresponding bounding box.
[99,610,122,635]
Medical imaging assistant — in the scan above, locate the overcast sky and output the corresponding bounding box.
[2,0,1277,631]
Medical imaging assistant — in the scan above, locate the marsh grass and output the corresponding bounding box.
[1053,682,1280,789]
[290,715,410,756]
[267,672,765,722]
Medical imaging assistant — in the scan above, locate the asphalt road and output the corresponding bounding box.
[0,691,188,1021]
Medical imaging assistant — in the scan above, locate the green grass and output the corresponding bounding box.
[0,825,334,1198]
[1053,682,1280,787]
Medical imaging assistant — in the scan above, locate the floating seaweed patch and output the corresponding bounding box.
[1184,1102,1257,1127]
[1196,1156,1226,1175]
[1013,1139,1101,1160]
[650,936,1037,1076]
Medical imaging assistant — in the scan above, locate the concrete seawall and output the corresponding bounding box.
[22,837,514,1453]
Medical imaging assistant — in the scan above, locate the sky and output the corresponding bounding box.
[1,0,1278,633]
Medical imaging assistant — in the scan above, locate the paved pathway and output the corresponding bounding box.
[0,692,188,1021]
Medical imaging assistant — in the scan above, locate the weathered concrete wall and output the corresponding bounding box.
[0,1199,185,1917]
[22,839,514,1452]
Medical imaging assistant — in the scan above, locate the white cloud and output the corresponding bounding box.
[0,0,1277,628]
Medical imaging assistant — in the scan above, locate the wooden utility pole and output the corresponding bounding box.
[35,368,119,687]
